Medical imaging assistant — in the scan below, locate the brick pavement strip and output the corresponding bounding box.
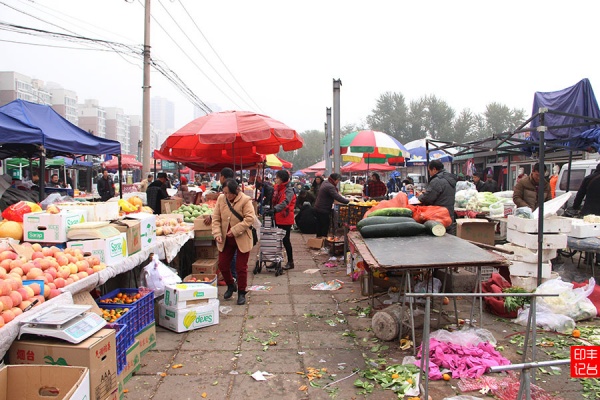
[123,231,593,399]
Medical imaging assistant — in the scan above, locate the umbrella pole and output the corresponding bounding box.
[39,146,46,201]
[366,154,370,197]
[118,154,123,199]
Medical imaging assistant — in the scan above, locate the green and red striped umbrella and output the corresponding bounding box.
[340,130,409,162]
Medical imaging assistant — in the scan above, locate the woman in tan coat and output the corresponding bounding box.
[211,179,256,305]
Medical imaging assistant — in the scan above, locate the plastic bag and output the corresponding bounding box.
[1,201,32,222]
[455,181,476,192]
[363,192,409,217]
[142,254,182,298]
[514,206,534,219]
[430,327,497,347]
[40,193,63,210]
[536,277,597,321]
[410,205,452,227]
[414,276,441,294]
[489,201,505,218]
[514,303,576,334]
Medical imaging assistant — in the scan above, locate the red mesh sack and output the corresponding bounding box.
[408,205,452,227]
[1,201,32,222]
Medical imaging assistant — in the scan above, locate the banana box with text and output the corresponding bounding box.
[163,281,218,309]
[158,298,219,333]
[67,232,128,265]
[23,210,86,243]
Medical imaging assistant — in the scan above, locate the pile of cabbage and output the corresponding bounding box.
[455,190,516,213]
[341,182,364,195]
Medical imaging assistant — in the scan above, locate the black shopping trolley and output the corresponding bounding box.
[253,212,286,276]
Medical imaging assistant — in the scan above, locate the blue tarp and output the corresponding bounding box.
[0,99,121,157]
[530,78,600,141]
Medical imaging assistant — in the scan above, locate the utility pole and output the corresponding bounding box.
[332,80,342,174]
[142,0,152,175]
[325,107,332,175]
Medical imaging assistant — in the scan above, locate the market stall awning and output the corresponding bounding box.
[341,160,396,173]
[264,154,292,170]
[103,154,142,170]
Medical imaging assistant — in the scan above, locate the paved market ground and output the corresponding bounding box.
[123,232,599,400]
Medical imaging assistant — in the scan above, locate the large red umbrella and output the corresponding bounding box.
[160,110,303,159]
[103,154,142,169]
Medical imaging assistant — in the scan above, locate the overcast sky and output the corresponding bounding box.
[2,0,600,137]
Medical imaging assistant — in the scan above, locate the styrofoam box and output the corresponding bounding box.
[506,229,567,250]
[67,232,127,265]
[495,243,557,263]
[56,202,120,222]
[506,215,572,234]
[569,221,600,238]
[23,210,86,243]
[158,298,219,333]
[163,283,218,309]
[509,260,552,279]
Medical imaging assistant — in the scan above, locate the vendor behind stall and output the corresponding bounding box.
[363,173,387,199]
[418,160,457,233]
[512,163,550,211]
[314,173,349,238]
[146,172,169,214]
[96,169,115,201]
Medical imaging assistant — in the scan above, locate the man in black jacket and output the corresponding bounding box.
[418,160,457,234]
[97,169,115,201]
[146,172,169,214]
[573,163,600,217]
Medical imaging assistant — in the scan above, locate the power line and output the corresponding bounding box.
[177,0,263,112]
[157,0,254,111]
[0,37,122,51]
[138,0,243,109]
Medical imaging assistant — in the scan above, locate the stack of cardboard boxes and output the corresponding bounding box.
[158,282,219,332]
[192,218,219,278]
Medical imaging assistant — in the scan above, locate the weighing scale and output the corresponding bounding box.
[19,304,106,344]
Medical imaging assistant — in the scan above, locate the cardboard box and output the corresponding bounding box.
[0,365,90,400]
[125,213,156,250]
[164,281,218,309]
[56,202,120,222]
[117,340,141,386]
[509,260,552,279]
[158,298,219,333]
[192,258,218,275]
[110,220,141,255]
[506,215,572,234]
[194,217,212,231]
[456,219,496,246]
[194,241,218,259]
[161,198,182,214]
[194,229,214,240]
[307,238,324,249]
[23,210,86,243]
[9,329,117,400]
[68,232,128,265]
[506,229,568,250]
[135,322,156,358]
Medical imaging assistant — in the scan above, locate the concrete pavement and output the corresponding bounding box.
[122,232,593,400]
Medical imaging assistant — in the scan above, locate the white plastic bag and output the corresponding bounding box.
[489,201,505,218]
[514,303,576,334]
[536,277,597,321]
[430,327,497,347]
[142,254,182,298]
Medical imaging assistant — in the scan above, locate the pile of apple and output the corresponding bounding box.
[0,243,107,328]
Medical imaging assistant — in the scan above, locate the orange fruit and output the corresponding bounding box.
[442,373,451,381]
[572,329,581,338]
[391,373,399,379]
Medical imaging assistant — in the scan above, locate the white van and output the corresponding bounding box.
[556,159,600,202]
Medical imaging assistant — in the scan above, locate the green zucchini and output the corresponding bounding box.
[359,221,426,238]
[367,207,413,218]
[356,216,415,230]
[424,220,446,237]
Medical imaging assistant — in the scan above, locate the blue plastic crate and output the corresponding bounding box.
[98,303,136,340]
[106,323,132,375]
[97,288,154,335]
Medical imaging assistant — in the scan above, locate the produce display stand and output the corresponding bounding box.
[0,231,194,360]
[346,231,509,351]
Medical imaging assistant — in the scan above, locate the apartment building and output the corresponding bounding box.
[105,107,131,154]
[78,99,107,138]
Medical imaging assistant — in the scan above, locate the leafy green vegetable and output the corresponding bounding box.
[502,287,531,312]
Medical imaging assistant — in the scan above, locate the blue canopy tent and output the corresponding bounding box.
[0,99,121,198]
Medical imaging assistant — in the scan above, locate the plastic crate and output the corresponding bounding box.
[333,204,349,228]
[106,323,133,375]
[347,205,371,226]
[98,304,136,347]
[464,266,496,282]
[97,288,154,334]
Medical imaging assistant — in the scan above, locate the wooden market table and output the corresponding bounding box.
[346,230,509,352]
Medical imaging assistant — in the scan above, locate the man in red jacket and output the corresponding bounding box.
[266,170,297,270]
